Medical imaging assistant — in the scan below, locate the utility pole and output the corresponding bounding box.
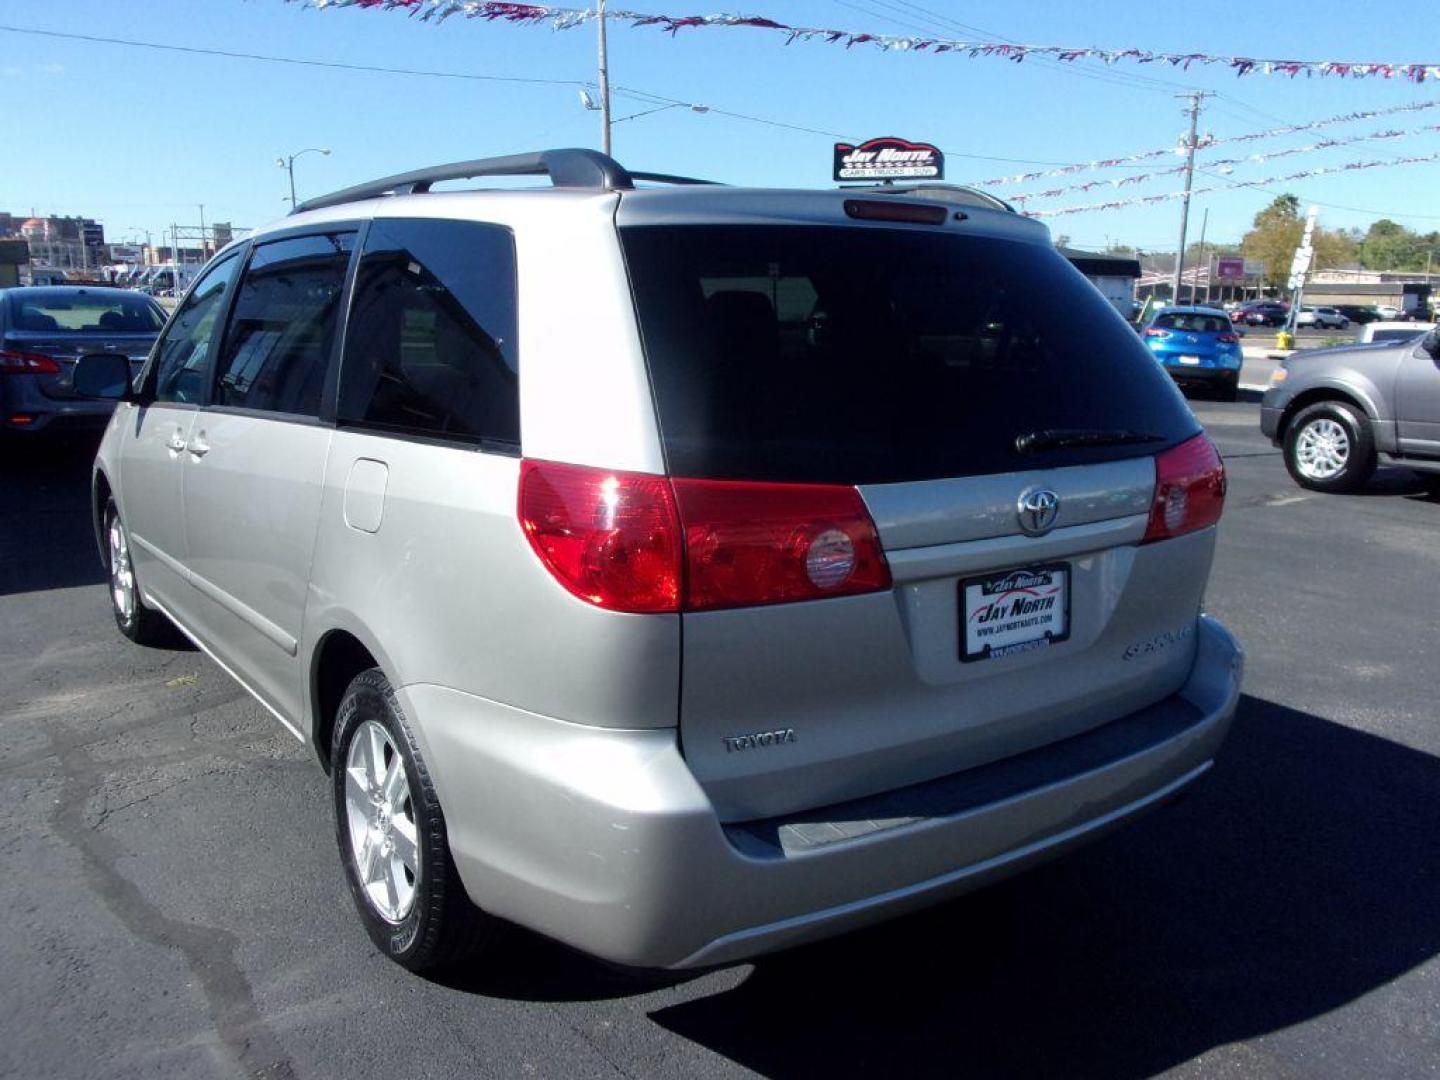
[597,0,613,156]
[198,204,207,259]
[1196,207,1210,306]
[1171,91,1211,306]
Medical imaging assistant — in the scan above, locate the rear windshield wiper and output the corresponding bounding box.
[1014,428,1167,455]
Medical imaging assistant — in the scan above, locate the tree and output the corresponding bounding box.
[1240,193,1355,289]
[1357,219,1439,271]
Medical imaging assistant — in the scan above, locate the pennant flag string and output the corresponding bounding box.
[302,2,1440,83]
[1022,152,1440,218]
[1007,123,1440,204]
[971,98,1440,187]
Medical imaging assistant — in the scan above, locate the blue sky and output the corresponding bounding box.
[5,0,1440,253]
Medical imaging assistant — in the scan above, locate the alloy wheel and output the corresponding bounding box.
[344,720,420,923]
[108,517,136,625]
[1295,417,1350,481]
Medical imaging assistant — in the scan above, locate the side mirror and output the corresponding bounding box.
[1424,330,1440,359]
[73,353,134,400]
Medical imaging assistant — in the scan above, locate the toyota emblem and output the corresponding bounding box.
[1017,488,1061,537]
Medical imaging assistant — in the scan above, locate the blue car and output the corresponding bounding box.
[1143,306,1243,401]
[0,286,166,437]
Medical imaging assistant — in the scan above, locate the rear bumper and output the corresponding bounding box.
[0,377,115,433]
[407,616,1242,970]
[1158,362,1239,387]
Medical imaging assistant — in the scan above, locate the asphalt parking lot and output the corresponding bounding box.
[1,404,1437,1080]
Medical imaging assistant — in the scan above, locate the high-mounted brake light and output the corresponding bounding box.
[1142,433,1226,543]
[517,461,892,613]
[843,199,948,225]
[0,349,60,375]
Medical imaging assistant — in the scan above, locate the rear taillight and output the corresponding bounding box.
[517,461,892,613]
[1143,433,1226,544]
[1143,328,1170,339]
[0,349,60,374]
[1217,333,1240,344]
[518,460,682,613]
[672,478,891,611]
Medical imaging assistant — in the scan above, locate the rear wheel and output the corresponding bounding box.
[331,668,495,972]
[103,498,178,645]
[1217,374,1240,403]
[1284,401,1376,493]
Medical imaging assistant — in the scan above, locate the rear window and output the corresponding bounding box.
[621,225,1198,484]
[1154,313,1231,333]
[9,290,164,333]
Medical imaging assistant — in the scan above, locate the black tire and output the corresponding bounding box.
[102,498,179,646]
[1283,400,1376,493]
[331,668,494,972]
[1218,375,1240,403]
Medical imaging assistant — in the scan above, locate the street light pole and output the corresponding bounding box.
[278,148,332,209]
[1171,91,1211,306]
[597,0,613,156]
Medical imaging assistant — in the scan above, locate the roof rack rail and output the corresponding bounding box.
[629,171,719,187]
[291,148,636,215]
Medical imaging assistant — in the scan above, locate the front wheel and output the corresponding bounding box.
[103,498,179,646]
[1283,401,1376,493]
[332,668,495,972]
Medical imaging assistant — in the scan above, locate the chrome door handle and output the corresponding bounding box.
[187,434,210,458]
[166,432,187,453]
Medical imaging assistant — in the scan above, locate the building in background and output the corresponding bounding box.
[1059,246,1141,317]
[0,240,29,288]
[0,213,107,280]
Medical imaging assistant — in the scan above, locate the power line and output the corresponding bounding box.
[0,20,1084,169]
[842,0,1200,97]
[0,22,591,87]
[1195,168,1440,221]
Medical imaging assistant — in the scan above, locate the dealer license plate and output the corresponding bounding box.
[961,565,1070,662]
[1178,354,1202,365]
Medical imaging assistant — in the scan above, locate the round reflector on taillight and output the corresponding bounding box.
[804,528,856,589]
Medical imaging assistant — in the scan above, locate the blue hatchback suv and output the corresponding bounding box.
[1143,306,1243,401]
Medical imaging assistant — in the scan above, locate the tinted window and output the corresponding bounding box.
[10,290,164,333]
[150,253,240,404]
[214,234,353,416]
[338,219,518,446]
[1154,313,1230,333]
[621,225,1198,484]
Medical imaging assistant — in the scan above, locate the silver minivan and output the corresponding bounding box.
[79,150,1242,973]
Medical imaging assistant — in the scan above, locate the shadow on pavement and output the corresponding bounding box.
[646,695,1440,1077]
[0,433,107,596]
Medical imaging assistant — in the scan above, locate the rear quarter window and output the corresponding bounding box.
[621,224,1198,484]
[338,218,519,448]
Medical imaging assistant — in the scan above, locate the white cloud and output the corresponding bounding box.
[39,62,65,75]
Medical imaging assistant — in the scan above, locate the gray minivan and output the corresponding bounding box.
[79,150,1242,974]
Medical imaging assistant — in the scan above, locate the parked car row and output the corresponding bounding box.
[1218,299,1425,328]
